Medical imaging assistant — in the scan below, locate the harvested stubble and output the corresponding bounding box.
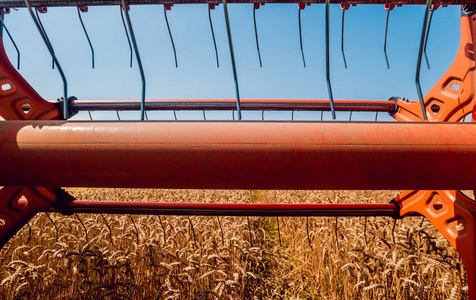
[0,189,468,299]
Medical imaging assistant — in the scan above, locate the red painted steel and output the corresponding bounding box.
[1,121,476,189]
[70,99,397,112]
[2,0,474,7]
[64,201,400,217]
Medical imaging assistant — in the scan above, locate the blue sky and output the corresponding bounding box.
[0,3,462,121]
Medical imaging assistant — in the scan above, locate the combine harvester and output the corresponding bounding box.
[0,0,475,297]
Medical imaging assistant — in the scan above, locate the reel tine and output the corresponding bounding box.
[423,5,439,70]
[25,222,32,244]
[116,110,121,120]
[340,4,350,69]
[187,215,197,245]
[100,214,113,244]
[298,3,306,68]
[164,4,178,68]
[392,218,397,243]
[120,5,133,68]
[375,111,379,121]
[25,1,69,119]
[0,10,20,70]
[364,216,368,244]
[276,216,282,247]
[88,110,92,120]
[128,214,140,244]
[325,0,336,120]
[253,3,262,68]
[157,215,167,247]
[335,216,338,245]
[383,5,395,69]
[75,213,88,242]
[247,216,253,247]
[77,6,95,69]
[223,0,242,120]
[120,0,146,121]
[217,216,225,244]
[34,7,54,69]
[306,216,311,247]
[416,0,433,120]
[208,4,219,68]
[45,212,59,242]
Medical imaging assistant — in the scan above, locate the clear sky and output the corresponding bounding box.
[0,3,462,121]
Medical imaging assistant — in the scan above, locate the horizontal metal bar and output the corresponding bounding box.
[2,121,476,190]
[0,0,472,7]
[62,201,400,217]
[70,99,397,112]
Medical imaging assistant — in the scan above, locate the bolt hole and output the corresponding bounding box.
[21,103,31,114]
[433,199,443,211]
[1,83,11,91]
[450,83,460,91]
[18,196,28,207]
[430,104,440,114]
[455,223,465,231]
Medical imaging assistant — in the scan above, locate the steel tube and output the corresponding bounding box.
[1,121,476,190]
[70,99,397,112]
[2,0,473,7]
[63,201,400,217]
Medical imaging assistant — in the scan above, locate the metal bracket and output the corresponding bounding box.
[392,13,476,300]
[0,187,75,249]
[393,15,475,122]
[395,190,476,299]
[0,19,61,120]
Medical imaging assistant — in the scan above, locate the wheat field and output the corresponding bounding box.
[0,189,468,299]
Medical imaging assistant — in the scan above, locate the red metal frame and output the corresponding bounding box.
[393,14,476,299]
[0,4,475,299]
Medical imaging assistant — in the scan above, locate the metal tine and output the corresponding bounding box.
[383,4,395,69]
[340,4,350,69]
[262,109,264,121]
[121,0,147,121]
[0,9,20,70]
[364,216,368,244]
[306,216,311,247]
[34,7,54,69]
[335,216,338,245]
[45,212,59,242]
[75,213,88,242]
[25,1,69,119]
[423,5,439,70]
[416,0,433,120]
[276,217,282,247]
[223,0,242,120]
[253,3,263,68]
[116,110,121,120]
[164,5,178,68]
[77,6,95,68]
[298,3,307,68]
[128,214,140,244]
[208,4,219,68]
[25,222,32,243]
[88,110,92,120]
[187,215,197,245]
[120,5,133,68]
[157,215,167,247]
[217,216,225,244]
[100,214,113,244]
[325,0,336,119]
[375,111,379,121]
[392,218,397,243]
